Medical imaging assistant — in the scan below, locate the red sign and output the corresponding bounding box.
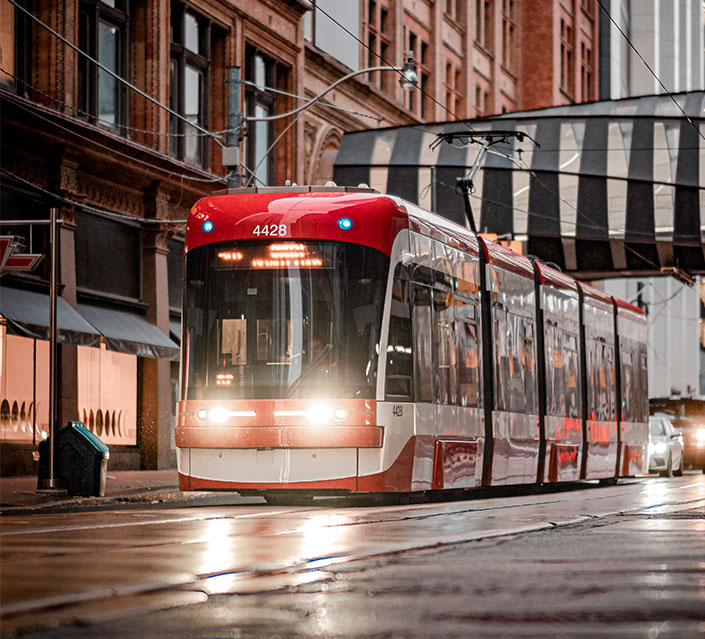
[0,236,44,274]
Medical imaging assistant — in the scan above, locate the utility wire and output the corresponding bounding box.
[0,66,223,138]
[595,0,705,143]
[312,0,672,276]
[3,91,228,184]
[240,79,385,123]
[312,2,475,133]
[7,0,223,145]
[1,168,188,225]
[431,176,666,273]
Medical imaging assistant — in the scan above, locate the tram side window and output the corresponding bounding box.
[523,320,537,414]
[563,333,580,418]
[637,352,648,421]
[412,283,433,402]
[456,297,481,407]
[624,344,648,423]
[593,341,616,421]
[545,325,579,418]
[432,288,456,405]
[545,322,565,416]
[621,348,635,423]
[588,339,616,422]
[385,277,413,399]
[494,308,536,414]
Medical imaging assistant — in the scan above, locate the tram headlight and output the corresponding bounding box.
[333,407,346,422]
[209,407,229,424]
[307,404,331,425]
[196,408,208,421]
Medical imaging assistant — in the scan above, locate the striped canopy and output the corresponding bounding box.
[333,92,705,279]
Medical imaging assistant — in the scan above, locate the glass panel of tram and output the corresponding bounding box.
[182,241,390,400]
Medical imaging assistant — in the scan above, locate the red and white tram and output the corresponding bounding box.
[176,186,648,498]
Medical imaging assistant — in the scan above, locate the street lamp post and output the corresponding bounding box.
[222,54,419,188]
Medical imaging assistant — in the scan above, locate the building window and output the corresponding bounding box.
[581,0,594,17]
[445,0,464,22]
[365,0,393,92]
[475,83,489,117]
[404,30,430,117]
[78,0,129,131]
[476,0,492,48]
[244,46,280,187]
[170,2,210,166]
[560,18,574,96]
[0,0,32,96]
[445,61,463,118]
[581,41,593,101]
[501,0,514,70]
[419,40,431,119]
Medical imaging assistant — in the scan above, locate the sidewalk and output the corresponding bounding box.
[0,469,192,513]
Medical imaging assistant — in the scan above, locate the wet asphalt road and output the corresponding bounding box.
[1,475,704,639]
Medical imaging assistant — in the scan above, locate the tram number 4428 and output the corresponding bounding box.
[252,224,288,237]
[392,405,404,417]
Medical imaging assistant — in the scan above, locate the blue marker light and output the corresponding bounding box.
[202,220,214,233]
[338,217,353,230]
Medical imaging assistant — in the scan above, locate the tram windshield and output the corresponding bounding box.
[182,241,389,400]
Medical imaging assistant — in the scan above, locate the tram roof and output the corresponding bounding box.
[534,261,578,292]
[614,296,647,321]
[578,281,614,309]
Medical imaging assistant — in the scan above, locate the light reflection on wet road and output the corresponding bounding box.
[1,475,704,638]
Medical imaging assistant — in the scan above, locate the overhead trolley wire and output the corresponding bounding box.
[2,90,230,185]
[311,2,476,135]
[596,0,705,144]
[6,0,224,146]
[1,167,188,226]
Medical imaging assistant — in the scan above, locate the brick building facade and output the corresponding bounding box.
[0,0,597,475]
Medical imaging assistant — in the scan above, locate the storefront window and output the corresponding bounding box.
[0,330,49,443]
[77,344,137,445]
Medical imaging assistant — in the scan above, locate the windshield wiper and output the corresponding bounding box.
[285,343,335,399]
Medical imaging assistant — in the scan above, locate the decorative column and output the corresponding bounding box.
[140,182,175,469]
[52,152,82,428]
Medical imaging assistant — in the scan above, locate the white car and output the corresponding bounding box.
[648,415,684,477]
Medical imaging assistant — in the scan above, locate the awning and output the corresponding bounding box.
[0,286,102,347]
[169,319,181,345]
[77,303,180,360]
[333,91,705,278]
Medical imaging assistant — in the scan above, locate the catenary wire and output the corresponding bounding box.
[595,0,705,144]
[311,2,475,134]
[0,66,226,138]
[6,0,224,145]
[2,91,228,185]
[240,79,385,123]
[1,168,189,225]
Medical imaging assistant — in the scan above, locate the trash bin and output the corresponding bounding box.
[38,421,110,497]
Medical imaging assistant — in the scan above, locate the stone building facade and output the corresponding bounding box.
[0,0,598,474]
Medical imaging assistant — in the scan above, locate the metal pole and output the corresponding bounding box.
[225,66,242,189]
[38,207,61,490]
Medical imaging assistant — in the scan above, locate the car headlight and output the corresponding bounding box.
[696,429,705,442]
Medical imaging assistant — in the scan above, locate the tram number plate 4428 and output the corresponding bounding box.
[392,405,404,417]
[252,224,288,237]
